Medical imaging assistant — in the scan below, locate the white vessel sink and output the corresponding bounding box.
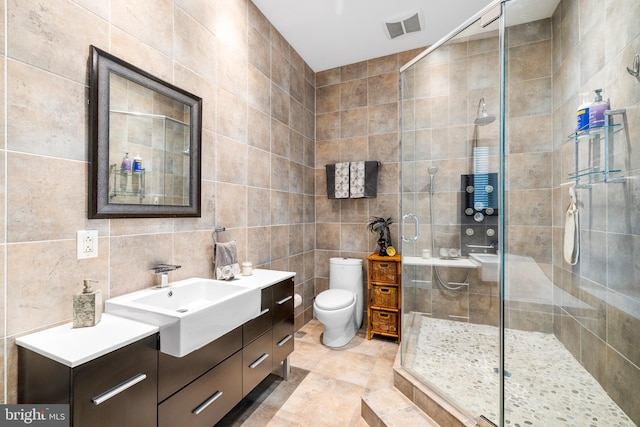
[105,277,261,357]
[469,253,499,282]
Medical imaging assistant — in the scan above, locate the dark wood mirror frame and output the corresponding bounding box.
[88,45,202,218]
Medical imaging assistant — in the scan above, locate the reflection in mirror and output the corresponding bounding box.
[109,75,191,206]
[89,45,202,218]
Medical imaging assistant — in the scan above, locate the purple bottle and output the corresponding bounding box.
[588,89,609,129]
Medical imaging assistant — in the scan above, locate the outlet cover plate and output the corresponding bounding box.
[77,230,98,259]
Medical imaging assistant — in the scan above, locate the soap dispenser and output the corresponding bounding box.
[73,279,102,328]
[588,88,610,129]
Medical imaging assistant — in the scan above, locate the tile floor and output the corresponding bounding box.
[218,319,400,426]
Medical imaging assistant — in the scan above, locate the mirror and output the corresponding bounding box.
[88,45,202,218]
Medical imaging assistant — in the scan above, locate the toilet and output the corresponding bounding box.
[313,257,364,347]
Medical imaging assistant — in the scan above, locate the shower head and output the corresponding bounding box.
[474,97,496,126]
[428,166,438,194]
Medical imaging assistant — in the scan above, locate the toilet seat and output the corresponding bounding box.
[315,289,354,310]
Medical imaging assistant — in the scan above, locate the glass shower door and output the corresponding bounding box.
[400,7,502,423]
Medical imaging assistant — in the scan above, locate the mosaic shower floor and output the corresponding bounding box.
[405,315,634,426]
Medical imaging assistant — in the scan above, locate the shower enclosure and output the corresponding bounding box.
[399,0,639,426]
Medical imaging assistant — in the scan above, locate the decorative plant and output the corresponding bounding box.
[367,216,393,256]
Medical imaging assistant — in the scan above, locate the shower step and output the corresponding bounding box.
[361,387,440,426]
[392,354,478,427]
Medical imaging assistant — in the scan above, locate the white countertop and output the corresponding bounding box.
[403,256,478,268]
[16,313,159,368]
[15,269,296,367]
[230,269,296,289]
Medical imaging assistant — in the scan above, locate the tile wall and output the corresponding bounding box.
[550,0,640,422]
[314,53,414,302]
[2,0,316,403]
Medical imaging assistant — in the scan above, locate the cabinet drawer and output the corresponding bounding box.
[371,310,398,333]
[73,334,158,427]
[158,351,242,427]
[158,326,242,402]
[243,287,273,345]
[272,278,294,324]
[371,285,398,308]
[371,261,398,283]
[272,315,294,365]
[242,330,272,397]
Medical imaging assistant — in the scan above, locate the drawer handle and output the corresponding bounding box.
[259,308,270,316]
[276,295,293,305]
[91,373,147,405]
[379,263,388,267]
[379,313,390,318]
[380,288,390,293]
[192,390,223,415]
[249,353,270,369]
[277,334,293,347]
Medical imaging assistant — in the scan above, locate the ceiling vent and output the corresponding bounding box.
[383,9,424,40]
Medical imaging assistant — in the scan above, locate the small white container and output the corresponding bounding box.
[241,261,253,276]
[421,249,431,259]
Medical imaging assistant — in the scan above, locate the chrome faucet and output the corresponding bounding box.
[151,264,181,287]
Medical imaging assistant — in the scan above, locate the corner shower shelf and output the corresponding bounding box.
[566,109,629,189]
[109,164,146,200]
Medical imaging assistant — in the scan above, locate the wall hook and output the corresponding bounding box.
[627,54,640,82]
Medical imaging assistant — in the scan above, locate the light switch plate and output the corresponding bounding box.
[77,230,98,259]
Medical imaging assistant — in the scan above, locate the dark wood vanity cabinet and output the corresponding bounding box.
[242,277,294,396]
[19,334,158,427]
[18,275,295,427]
[157,327,243,427]
[271,278,295,367]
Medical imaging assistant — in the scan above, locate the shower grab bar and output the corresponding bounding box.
[401,213,419,242]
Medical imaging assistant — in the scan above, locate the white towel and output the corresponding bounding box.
[215,240,241,280]
[349,161,378,198]
[334,162,350,199]
[563,186,579,265]
[350,161,365,198]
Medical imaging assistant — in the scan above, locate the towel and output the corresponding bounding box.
[325,164,336,198]
[215,240,241,280]
[326,162,350,199]
[349,161,378,198]
[563,186,580,265]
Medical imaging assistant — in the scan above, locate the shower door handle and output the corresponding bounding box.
[402,214,419,242]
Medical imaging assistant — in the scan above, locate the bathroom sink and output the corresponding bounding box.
[469,253,499,281]
[105,277,261,357]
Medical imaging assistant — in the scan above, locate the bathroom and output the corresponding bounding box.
[3,0,640,426]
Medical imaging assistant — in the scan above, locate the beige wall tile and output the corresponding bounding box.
[8,0,108,84]
[111,0,174,57]
[8,61,86,160]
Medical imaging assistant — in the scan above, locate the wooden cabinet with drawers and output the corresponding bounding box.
[367,253,401,341]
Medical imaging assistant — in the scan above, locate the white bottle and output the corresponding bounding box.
[576,92,590,137]
[133,152,143,172]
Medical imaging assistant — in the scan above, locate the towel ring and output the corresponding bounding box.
[212,226,226,244]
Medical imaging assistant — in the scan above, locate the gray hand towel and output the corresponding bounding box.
[215,240,241,280]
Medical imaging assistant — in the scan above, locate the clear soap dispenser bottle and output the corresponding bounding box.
[73,279,102,328]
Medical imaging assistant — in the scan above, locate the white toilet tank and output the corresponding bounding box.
[329,257,364,326]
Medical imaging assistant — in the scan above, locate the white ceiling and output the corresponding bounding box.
[250,0,560,72]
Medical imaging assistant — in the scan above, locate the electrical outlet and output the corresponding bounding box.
[77,230,98,259]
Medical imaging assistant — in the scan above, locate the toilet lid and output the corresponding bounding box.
[315,289,354,310]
